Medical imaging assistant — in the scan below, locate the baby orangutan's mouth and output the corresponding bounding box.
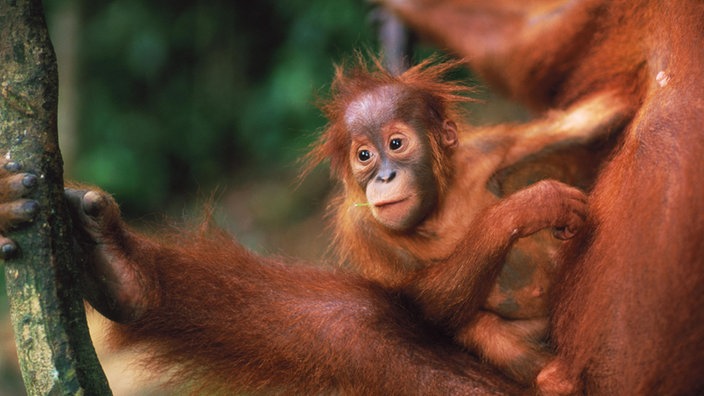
[372,197,414,226]
[374,197,409,208]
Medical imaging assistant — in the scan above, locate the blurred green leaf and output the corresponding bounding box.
[43,0,377,216]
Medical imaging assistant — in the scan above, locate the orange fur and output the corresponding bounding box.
[305,54,473,196]
[313,58,627,385]
[0,1,700,394]
[380,0,704,393]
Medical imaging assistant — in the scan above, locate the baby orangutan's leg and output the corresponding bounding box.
[456,311,551,384]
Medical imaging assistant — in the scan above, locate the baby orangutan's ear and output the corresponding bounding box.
[441,120,458,148]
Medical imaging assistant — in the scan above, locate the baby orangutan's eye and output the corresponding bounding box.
[358,149,372,162]
[389,138,403,150]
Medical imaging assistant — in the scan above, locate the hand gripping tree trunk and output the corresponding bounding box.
[0,0,111,394]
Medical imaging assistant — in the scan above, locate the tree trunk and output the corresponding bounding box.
[0,0,112,394]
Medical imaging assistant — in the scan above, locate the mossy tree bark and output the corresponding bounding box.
[0,0,112,394]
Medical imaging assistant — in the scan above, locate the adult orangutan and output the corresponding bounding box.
[376,0,704,394]
[305,56,627,385]
[0,55,615,390]
[0,0,702,394]
[0,60,621,394]
[0,57,622,392]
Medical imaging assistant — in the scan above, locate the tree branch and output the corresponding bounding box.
[0,0,112,394]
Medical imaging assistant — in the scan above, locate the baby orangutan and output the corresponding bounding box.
[307,57,628,385]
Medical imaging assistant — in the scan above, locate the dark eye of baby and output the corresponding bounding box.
[390,138,402,150]
[358,150,371,162]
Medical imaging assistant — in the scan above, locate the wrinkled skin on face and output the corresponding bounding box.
[345,84,457,231]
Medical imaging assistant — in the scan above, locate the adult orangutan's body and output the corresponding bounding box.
[0,1,702,394]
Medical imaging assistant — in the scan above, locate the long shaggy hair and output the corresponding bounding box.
[304,54,474,190]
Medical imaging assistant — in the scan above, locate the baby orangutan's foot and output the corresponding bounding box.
[536,358,579,395]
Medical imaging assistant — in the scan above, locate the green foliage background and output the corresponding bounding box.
[43,0,377,216]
